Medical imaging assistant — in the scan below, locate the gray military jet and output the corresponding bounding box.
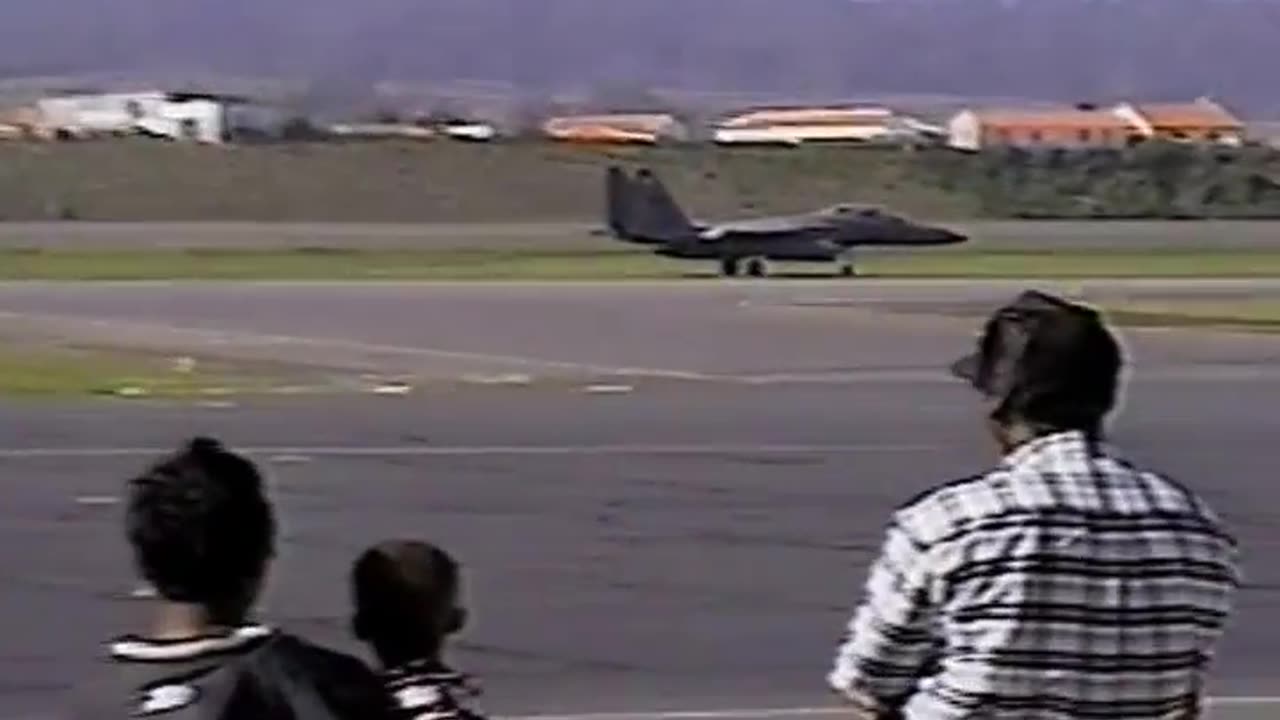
[604,165,966,277]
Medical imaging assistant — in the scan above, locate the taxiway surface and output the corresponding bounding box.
[1,279,1280,385]
[0,220,1277,250]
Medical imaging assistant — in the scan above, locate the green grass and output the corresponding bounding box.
[1099,300,1280,332]
[2,247,1280,280]
[864,248,1280,278]
[0,344,299,397]
[0,247,670,280]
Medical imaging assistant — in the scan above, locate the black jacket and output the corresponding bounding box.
[66,625,396,719]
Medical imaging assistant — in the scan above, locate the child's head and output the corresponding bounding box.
[126,437,276,626]
[351,539,466,666]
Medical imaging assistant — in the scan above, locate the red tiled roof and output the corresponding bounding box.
[543,114,677,135]
[1129,100,1242,130]
[970,108,1135,131]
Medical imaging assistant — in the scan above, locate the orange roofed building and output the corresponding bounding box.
[712,106,906,145]
[541,113,687,145]
[1113,98,1244,145]
[947,107,1138,151]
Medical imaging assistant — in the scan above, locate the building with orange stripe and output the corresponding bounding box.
[541,113,687,145]
[947,106,1138,151]
[1114,98,1244,145]
[948,98,1245,151]
[712,105,938,145]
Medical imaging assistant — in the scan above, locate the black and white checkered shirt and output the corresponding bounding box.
[828,430,1241,719]
[382,660,485,720]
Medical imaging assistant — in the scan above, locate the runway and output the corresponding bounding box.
[1,279,1280,386]
[0,278,1278,719]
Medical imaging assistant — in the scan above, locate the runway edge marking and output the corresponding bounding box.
[0,443,948,460]
[12,699,1280,720]
[496,696,1280,720]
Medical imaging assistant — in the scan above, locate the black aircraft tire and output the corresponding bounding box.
[745,258,767,277]
[720,258,740,277]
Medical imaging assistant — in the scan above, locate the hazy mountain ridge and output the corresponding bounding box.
[2,0,1278,115]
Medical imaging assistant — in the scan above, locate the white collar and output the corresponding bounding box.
[110,625,273,661]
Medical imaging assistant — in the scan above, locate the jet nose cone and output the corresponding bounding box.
[925,228,966,245]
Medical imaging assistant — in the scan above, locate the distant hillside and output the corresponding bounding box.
[2,0,1279,116]
[0,141,974,222]
[3,139,1279,223]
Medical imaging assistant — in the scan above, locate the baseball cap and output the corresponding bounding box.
[949,290,1123,426]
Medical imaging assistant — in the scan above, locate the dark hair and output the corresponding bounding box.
[125,437,275,619]
[352,540,461,661]
[986,300,1122,434]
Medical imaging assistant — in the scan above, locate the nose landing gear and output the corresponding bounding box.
[836,250,857,278]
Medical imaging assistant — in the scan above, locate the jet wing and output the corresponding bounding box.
[700,215,829,239]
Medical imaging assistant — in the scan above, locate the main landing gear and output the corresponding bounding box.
[717,255,857,279]
[719,256,769,278]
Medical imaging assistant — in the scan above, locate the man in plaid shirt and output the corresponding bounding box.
[828,290,1241,719]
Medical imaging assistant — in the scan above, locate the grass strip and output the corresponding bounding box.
[1,246,1280,280]
[0,343,293,397]
[1097,300,1280,332]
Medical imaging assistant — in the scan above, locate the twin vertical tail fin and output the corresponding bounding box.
[604,166,696,244]
[605,166,632,238]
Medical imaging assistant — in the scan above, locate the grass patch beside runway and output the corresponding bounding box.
[0,342,310,398]
[864,248,1280,278]
[0,247,671,280]
[2,246,1280,280]
[1098,300,1280,333]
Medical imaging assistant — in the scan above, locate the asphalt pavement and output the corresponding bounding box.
[0,279,1277,719]
[1,280,1280,385]
[0,219,1277,250]
[3,383,1279,720]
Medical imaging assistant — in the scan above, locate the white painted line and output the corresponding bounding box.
[496,698,1280,720]
[1206,696,1280,706]
[371,382,413,395]
[734,370,947,385]
[74,495,120,506]
[463,373,535,385]
[269,385,321,395]
[730,366,1280,385]
[0,310,1275,389]
[584,384,635,394]
[5,278,1280,290]
[129,584,157,599]
[498,710,843,720]
[497,710,842,720]
[0,443,947,460]
[5,695,1280,720]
